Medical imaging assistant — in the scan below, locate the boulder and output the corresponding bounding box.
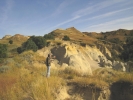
[112,61,126,71]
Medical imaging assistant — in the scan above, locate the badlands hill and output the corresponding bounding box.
[49,27,97,44]
[0,27,133,100]
[1,34,29,46]
[1,27,133,74]
[83,29,133,42]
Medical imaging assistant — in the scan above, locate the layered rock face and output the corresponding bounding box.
[49,42,113,75]
[38,40,131,74]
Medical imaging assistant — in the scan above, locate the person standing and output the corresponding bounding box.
[46,53,55,77]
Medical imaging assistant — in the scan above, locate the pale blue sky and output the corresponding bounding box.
[0,0,133,38]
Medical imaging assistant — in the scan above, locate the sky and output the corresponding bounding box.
[0,0,133,39]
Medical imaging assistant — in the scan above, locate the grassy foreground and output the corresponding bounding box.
[0,51,133,100]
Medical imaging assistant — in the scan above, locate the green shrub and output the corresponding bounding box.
[17,39,38,53]
[62,35,70,41]
[23,39,38,51]
[17,47,23,54]
[17,36,46,53]
[44,34,55,40]
[30,36,46,49]
[9,40,13,44]
[0,43,8,58]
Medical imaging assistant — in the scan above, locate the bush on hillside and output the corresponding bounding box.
[30,36,46,49]
[23,39,38,51]
[0,44,8,58]
[62,35,70,41]
[17,36,46,53]
[17,39,38,54]
[17,47,23,54]
[108,38,120,44]
[44,34,55,40]
[9,40,13,44]
[120,37,133,61]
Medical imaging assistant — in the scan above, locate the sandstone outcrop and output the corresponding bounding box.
[112,61,126,71]
[41,41,114,75]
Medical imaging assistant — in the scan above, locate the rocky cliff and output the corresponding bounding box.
[37,41,116,75]
[3,27,131,73]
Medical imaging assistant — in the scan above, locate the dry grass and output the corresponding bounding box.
[51,27,97,45]
[112,72,133,83]
[0,66,65,100]
[0,51,66,100]
[58,67,82,79]
[1,50,133,100]
[93,68,133,85]
[72,77,108,89]
[0,39,9,44]
[0,73,18,99]
[68,68,133,91]
[1,64,133,100]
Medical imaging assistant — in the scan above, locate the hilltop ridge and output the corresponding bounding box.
[83,28,133,42]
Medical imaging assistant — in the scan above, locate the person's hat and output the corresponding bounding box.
[48,53,52,57]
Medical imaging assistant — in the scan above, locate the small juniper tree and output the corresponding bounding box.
[44,34,55,40]
[17,36,47,53]
[9,40,13,44]
[63,35,70,41]
[0,43,8,58]
[30,36,46,49]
